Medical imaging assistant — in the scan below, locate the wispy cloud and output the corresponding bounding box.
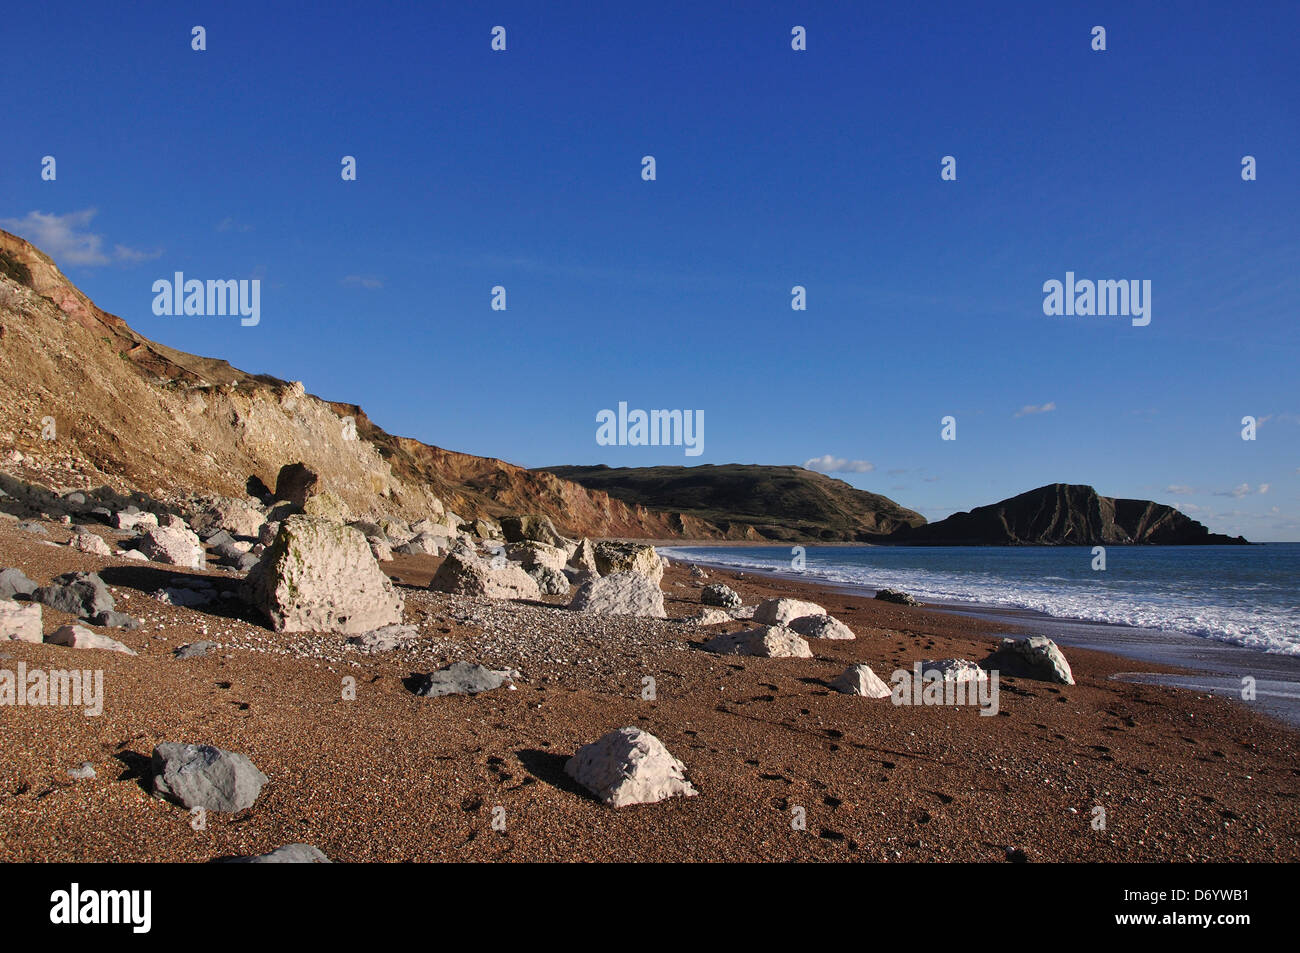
[342,274,384,290]
[216,217,254,233]
[1214,483,1270,499]
[0,209,160,266]
[1013,401,1057,418]
[1165,484,1197,495]
[803,455,875,474]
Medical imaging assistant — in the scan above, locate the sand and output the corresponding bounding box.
[1,522,1296,862]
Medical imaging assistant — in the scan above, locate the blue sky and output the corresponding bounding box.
[3,1,1297,538]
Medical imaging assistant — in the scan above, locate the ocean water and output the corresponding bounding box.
[662,543,1300,657]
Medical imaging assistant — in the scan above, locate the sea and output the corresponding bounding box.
[662,543,1300,726]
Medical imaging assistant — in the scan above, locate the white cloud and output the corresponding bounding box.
[342,274,384,290]
[0,209,159,266]
[803,455,875,474]
[1013,401,1057,418]
[1213,483,1269,499]
[1165,485,1196,495]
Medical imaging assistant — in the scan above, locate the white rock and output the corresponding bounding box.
[113,510,158,532]
[753,597,827,626]
[0,601,42,643]
[830,664,892,697]
[139,524,206,569]
[565,727,698,807]
[703,625,813,658]
[46,624,136,655]
[569,572,666,618]
[921,658,988,683]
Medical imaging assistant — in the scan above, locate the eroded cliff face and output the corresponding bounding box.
[900,483,1248,545]
[0,227,737,537]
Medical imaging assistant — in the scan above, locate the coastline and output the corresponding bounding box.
[2,522,1297,862]
[665,546,1300,729]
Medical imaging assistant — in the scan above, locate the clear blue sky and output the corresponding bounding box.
[3,1,1297,539]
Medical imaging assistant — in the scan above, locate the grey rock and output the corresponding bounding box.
[875,588,919,606]
[34,571,114,619]
[220,844,331,864]
[46,624,136,655]
[981,636,1075,685]
[174,641,216,659]
[90,610,141,630]
[0,567,37,600]
[787,614,856,640]
[346,624,418,653]
[701,583,742,608]
[527,564,570,596]
[151,742,268,812]
[409,662,517,698]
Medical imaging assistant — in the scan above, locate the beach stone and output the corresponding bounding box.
[0,567,37,600]
[570,571,666,618]
[469,517,503,540]
[346,624,418,653]
[0,600,42,642]
[429,550,542,600]
[507,540,569,572]
[830,664,892,697]
[17,520,49,535]
[875,588,919,606]
[527,564,570,596]
[174,641,216,659]
[46,624,136,655]
[139,524,206,569]
[567,537,599,574]
[112,510,158,532]
[700,583,742,608]
[192,498,265,539]
[689,565,708,580]
[67,762,96,780]
[34,571,114,618]
[684,607,733,626]
[753,597,827,626]
[273,462,319,507]
[397,532,450,556]
[90,610,141,630]
[921,658,988,683]
[499,514,568,547]
[981,636,1075,685]
[703,625,812,658]
[409,661,517,698]
[243,515,404,634]
[593,542,664,585]
[788,614,856,640]
[151,742,268,812]
[69,532,112,556]
[119,549,148,561]
[565,727,698,808]
[221,844,331,864]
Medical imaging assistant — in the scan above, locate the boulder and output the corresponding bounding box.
[243,516,404,634]
[506,540,568,572]
[367,536,393,562]
[753,597,826,627]
[34,571,114,619]
[192,498,265,539]
[346,624,419,653]
[16,520,49,535]
[301,491,352,523]
[221,844,331,864]
[593,542,664,584]
[787,614,856,641]
[689,564,708,579]
[112,510,158,532]
[469,518,503,540]
[273,462,319,507]
[683,607,732,626]
[569,572,666,618]
[567,538,599,574]
[396,532,449,556]
[527,564,570,596]
[701,583,742,608]
[428,551,541,601]
[90,610,141,630]
[830,664,892,697]
[921,658,988,683]
[875,588,919,606]
[499,515,568,547]
[69,532,112,556]
[408,662,517,698]
[257,521,280,546]
[139,524,206,570]
[174,641,216,659]
[0,567,37,600]
[46,624,136,655]
[702,625,812,658]
[981,636,1074,685]
[151,742,268,812]
[565,727,698,807]
[0,600,41,642]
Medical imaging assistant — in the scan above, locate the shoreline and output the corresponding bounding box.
[2,522,1298,862]
[665,546,1300,729]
